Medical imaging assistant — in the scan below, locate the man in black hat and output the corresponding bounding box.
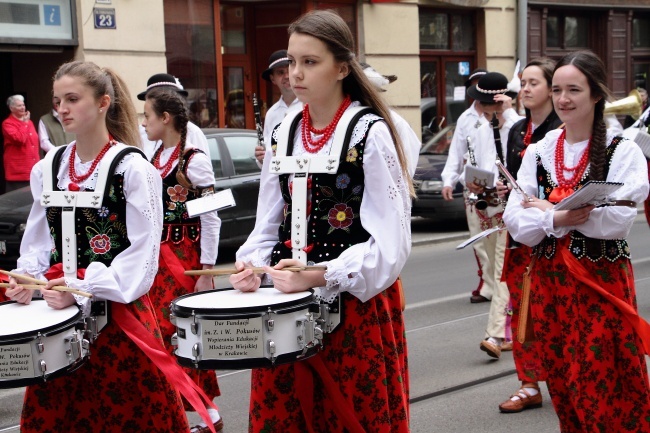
[462,71,523,360]
[255,50,302,164]
[441,67,492,303]
[137,73,210,160]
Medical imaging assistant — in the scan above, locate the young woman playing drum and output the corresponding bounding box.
[503,50,650,432]
[230,9,412,432]
[142,87,223,433]
[4,61,192,432]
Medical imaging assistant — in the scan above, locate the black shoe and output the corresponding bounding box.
[470,294,490,303]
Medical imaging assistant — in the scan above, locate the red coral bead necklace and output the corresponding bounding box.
[68,136,117,191]
[152,142,181,178]
[301,95,352,153]
[548,130,590,202]
[554,129,590,188]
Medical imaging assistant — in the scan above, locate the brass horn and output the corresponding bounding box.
[604,89,643,119]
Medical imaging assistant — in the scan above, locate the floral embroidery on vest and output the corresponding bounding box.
[47,175,130,268]
[534,137,629,261]
[160,149,202,244]
[271,113,381,265]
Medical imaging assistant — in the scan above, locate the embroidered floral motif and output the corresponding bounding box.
[165,184,189,221]
[49,230,59,262]
[318,172,362,234]
[89,234,111,254]
[346,147,358,163]
[335,174,350,189]
[97,206,109,217]
[328,204,354,230]
[168,185,188,203]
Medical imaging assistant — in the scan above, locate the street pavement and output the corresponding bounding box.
[2,214,649,432]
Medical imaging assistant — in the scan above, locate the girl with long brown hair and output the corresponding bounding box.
[230,9,411,432]
[503,50,650,432]
[4,60,191,431]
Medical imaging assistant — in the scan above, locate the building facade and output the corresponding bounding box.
[0,0,648,187]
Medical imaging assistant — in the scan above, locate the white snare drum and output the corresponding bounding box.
[170,287,323,369]
[0,300,88,388]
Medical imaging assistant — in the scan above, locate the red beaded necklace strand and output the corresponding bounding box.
[152,143,181,178]
[301,95,352,153]
[554,129,590,188]
[68,136,117,191]
[519,121,534,158]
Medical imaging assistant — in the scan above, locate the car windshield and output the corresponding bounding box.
[420,124,456,156]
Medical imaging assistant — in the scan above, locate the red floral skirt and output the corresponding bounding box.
[502,243,546,382]
[21,296,189,433]
[248,281,409,433]
[530,237,650,432]
[149,238,220,410]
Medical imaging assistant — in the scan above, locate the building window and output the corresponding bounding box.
[164,0,218,128]
[632,14,650,49]
[546,13,589,48]
[419,10,474,51]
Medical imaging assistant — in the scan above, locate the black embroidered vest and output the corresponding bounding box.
[160,148,203,244]
[270,114,382,265]
[534,136,630,261]
[47,167,131,268]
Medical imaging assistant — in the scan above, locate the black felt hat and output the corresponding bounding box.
[262,50,290,81]
[467,72,518,103]
[464,68,488,88]
[137,73,188,100]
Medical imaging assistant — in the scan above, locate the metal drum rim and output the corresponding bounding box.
[170,287,316,318]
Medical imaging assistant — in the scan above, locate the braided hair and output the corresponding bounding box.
[554,50,611,181]
[145,87,190,172]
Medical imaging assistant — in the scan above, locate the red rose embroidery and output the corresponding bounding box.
[168,185,188,203]
[328,204,354,229]
[89,234,111,254]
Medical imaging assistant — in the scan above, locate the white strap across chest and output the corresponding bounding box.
[269,106,368,261]
[40,144,130,278]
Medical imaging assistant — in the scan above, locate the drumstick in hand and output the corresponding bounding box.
[0,283,93,298]
[184,266,328,276]
[0,270,93,298]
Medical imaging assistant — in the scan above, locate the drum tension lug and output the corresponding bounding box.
[192,343,201,363]
[39,360,47,376]
[268,340,276,364]
[37,333,45,353]
[266,309,275,332]
[191,311,199,335]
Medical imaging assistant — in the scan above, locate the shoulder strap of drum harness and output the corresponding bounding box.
[270,106,373,263]
[269,106,374,334]
[40,145,146,340]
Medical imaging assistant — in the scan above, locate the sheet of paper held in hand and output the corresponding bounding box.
[456,226,503,250]
[465,165,495,188]
[186,188,236,217]
[553,181,623,211]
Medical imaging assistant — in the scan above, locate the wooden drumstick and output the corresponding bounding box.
[0,270,93,298]
[184,265,328,276]
[0,283,93,298]
[0,269,48,285]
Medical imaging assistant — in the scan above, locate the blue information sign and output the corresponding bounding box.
[43,5,61,26]
[458,62,470,76]
[94,8,116,29]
